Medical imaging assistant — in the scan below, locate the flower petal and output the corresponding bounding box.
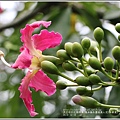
[32,30,62,51]
[20,21,52,54]
[12,48,32,69]
[30,21,51,28]
[19,71,38,117]
[29,70,56,96]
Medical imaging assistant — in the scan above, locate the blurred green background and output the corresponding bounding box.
[0,2,120,118]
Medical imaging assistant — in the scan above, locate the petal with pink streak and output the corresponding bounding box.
[32,30,62,51]
[29,70,56,96]
[12,48,32,69]
[19,71,38,117]
[30,21,51,28]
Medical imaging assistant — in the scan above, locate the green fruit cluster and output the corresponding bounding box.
[40,23,120,111]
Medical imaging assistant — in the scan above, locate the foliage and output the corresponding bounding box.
[0,2,120,118]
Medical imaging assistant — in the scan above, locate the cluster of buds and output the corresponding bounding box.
[41,23,120,116]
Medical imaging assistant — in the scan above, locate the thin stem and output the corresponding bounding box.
[101,103,120,108]
[98,43,103,62]
[92,85,102,91]
[75,67,85,75]
[67,84,79,87]
[116,60,119,80]
[80,58,88,77]
[101,68,116,81]
[0,56,11,67]
[58,72,76,83]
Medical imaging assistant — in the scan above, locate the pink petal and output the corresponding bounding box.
[12,48,32,69]
[30,21,51,28]
[19,71,38,117]
[20,21,52,53]
[32,30,62,51]
[29,70,56,96]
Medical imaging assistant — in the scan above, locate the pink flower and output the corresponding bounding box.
[12,21,62,117]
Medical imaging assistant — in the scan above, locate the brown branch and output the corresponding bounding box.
[0,2,67,32]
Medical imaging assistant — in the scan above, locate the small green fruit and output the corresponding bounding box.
[118,35,120,41]
[112,46,120,61]
[75,76,91,86]
[41,61,59,74]
[76,86,87,95]
[86,68,95,76]
[84,90,93,97]
[62,61,76,71]
[56,80,67,90]
[115,23,120,33]
[109,108,119,116]
[57,49,70,61]
[77,63,83,69]
[81,37,91,49]
[104,57,114,71]
[64,42,73,56]
[72,95,101,108]
[89,57,101,70]
[89,74,102,85]
[72,42,84,59]
[93,27,104,43]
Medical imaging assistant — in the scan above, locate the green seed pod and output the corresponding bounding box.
[77,63,83,69]
[115,23,120,33]
[56,80,67,90]
[76,86,87,95]
[109,108,119,116]
[75,76,91,86]
[86,68,95,76]
[81,37,91,49]
[41,61,59,74]
[84,90,93,97]
[62,61,76,71]
[72,95,101,108]
[104,57,114,71]
[56,49,71,61]
[89,57,101,70]
[89,46,97,57]
[118,35,120,41]
[72,42,84,59]
[93,27,104,44]
[89,74,102,85]
[112,46,120,61]
[64,42,73,56]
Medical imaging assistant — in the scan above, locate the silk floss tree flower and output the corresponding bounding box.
[11,21,62,117]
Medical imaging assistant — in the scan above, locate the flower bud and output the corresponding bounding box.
[76,86,93,97]
[76,86,87,95]
[112,46,120,61]
[89,74,102,85]
[56,80,67,90]
[86,68,95,76]
[72,95,101,108]
[75,76,91,86]
[118,35,120,41]
[115,23,120,33]
[81,37,91,49]
[89,46,97,57]
[72,42,84,59]
[104,57,114,71]
[64,42,73,56]
[41,61,59,74]
[89,57,101,70]
[109,108,119,116]
[56,49,71,61]
[62,61,76,71]
[93,27,104,44]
